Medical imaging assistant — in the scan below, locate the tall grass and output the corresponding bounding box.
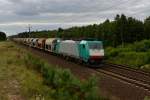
[24,53,105,100]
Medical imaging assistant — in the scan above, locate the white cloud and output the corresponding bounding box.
[0,0,149,35]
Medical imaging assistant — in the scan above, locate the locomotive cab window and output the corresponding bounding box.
[89,43,103,50]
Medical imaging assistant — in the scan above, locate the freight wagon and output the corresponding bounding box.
[45,38,60,53]
[37,38,47,49]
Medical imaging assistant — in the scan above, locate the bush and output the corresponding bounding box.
[141,65,150,71]
[117,52,150,67]
[106,39,150,70]
[105,47,119,57]
[24,54,102,100]
[132,40,150,52]
[106,47,132,58]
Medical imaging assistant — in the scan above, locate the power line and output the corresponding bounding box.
[28,24,32,38]
[28,24,32,33]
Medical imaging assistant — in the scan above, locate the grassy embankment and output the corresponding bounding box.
[0,41,105,100]
[106,39,150,71]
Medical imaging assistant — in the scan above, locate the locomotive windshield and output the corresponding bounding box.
[89,42,103,50]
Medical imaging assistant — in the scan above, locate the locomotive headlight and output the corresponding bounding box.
[100,49,104,56]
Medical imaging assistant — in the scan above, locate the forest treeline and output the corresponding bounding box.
[11,14,150,47]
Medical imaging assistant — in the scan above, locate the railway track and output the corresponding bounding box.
[104,62,150,76]
[16,42,150,93]
[94,63,150,92]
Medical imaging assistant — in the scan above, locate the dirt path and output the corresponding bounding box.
[0,42,24,100]
[21,45,150,100]
[0,67,23,100]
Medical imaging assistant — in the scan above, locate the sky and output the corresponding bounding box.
[0,0,150,36]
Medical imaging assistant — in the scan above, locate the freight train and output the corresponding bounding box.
[13,38,104,64]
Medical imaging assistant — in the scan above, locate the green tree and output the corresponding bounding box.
[0,31,6,41]
[144,16,150,39]
[10,14,149,47]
